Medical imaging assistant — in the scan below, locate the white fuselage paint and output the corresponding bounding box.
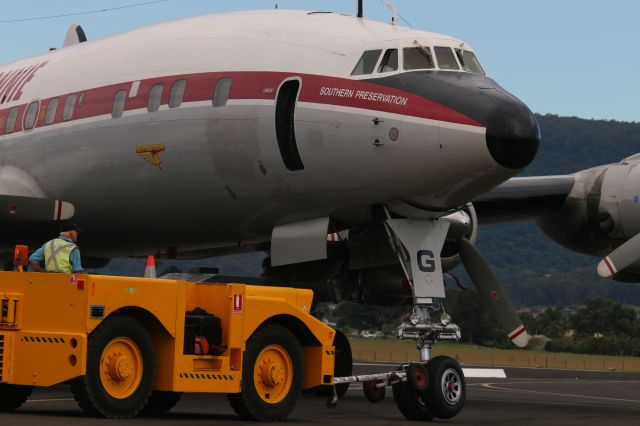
[0,10,511,257]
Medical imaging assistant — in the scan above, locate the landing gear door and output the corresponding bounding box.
[385,219,449,302]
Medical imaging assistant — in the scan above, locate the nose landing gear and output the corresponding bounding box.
[330,213,469,420]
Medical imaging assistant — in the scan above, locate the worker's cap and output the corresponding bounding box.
[60,221,82,232]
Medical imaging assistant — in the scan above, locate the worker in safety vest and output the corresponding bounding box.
[29,222,83,273]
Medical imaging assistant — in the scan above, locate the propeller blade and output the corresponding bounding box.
[456,237,529,348]
[597,232,640,277]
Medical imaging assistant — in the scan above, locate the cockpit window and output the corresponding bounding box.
[434,47,460,70]
[351,50,382,75]
[403,47,434,70]
[455,49,485,75]
[378,49,398,73]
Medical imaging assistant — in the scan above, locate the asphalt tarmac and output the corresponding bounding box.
[2,363,640,425]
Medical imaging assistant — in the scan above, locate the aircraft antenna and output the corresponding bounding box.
[357,0,363,18]
[380,0,398,25]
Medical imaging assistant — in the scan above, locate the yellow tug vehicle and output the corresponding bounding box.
[0,254,336,421]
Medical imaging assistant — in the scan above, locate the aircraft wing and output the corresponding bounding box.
[472,175,576,225]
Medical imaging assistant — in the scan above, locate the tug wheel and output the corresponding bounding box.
[425,356,465,419]
[0,384,32,411]
[228,324,303,421]
[71,314,156,418]
[100,337,143,399]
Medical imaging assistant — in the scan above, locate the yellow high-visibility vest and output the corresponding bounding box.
[43,238,77,273]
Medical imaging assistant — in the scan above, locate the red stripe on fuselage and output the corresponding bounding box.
[0,70,483,137]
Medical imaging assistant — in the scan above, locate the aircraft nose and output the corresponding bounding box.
[481,88,540,170]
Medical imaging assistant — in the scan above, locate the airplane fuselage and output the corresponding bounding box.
[0,10,539,259]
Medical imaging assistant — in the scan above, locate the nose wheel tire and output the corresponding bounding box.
[227,324,303,421]
[71,314,156,419]
[391,367,434,421]
[424,356,466,419]
[406,363,429,392]
[0,384,32,411]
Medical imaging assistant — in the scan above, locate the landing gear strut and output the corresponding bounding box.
[326,212,471,420]
[330,213,468,420]
[383,214,467,419]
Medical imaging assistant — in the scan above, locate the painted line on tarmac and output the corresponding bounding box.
[479,381,640,403]
[470,397,640,410]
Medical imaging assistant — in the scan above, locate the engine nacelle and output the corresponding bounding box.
[440,204,478,272]
[538,155,640,281]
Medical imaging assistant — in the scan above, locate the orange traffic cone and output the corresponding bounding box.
[144,255,157,278]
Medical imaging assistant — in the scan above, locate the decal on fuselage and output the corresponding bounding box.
[136,144,166,168]
[319,86,409,106]
[0,61,48,104]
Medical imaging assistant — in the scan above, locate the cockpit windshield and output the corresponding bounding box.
[350,45,486,76]
[454,49,485,75]
[403,47,434,70]
[351,49,382,75]
[434,47,460,70]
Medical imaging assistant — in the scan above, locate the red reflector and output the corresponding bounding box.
[77,279,85,290]
[233,294,243,313]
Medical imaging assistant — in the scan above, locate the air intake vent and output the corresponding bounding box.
[90,305,105,320]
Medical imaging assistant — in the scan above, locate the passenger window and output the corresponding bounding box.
[455,49,485,75]
[148,83,163,112]
[112,90,127,118]
[5,107,19,133]
[45,98,58,124]
[63,94,77,121]
[351,50,382,75]
[212,78,232,107]
[169,79,186,108]
[378,49,398,73]
[434,47,460,70]
[403,47,435,70]
[23,101,39,130]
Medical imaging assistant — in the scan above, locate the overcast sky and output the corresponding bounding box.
[1,0,638,122]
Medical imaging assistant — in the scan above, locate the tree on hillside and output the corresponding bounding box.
[571,299,638,337]
[446,289,509,347]
[536,307,569,338]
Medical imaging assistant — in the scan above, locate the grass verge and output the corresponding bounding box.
[348,337,640,372]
